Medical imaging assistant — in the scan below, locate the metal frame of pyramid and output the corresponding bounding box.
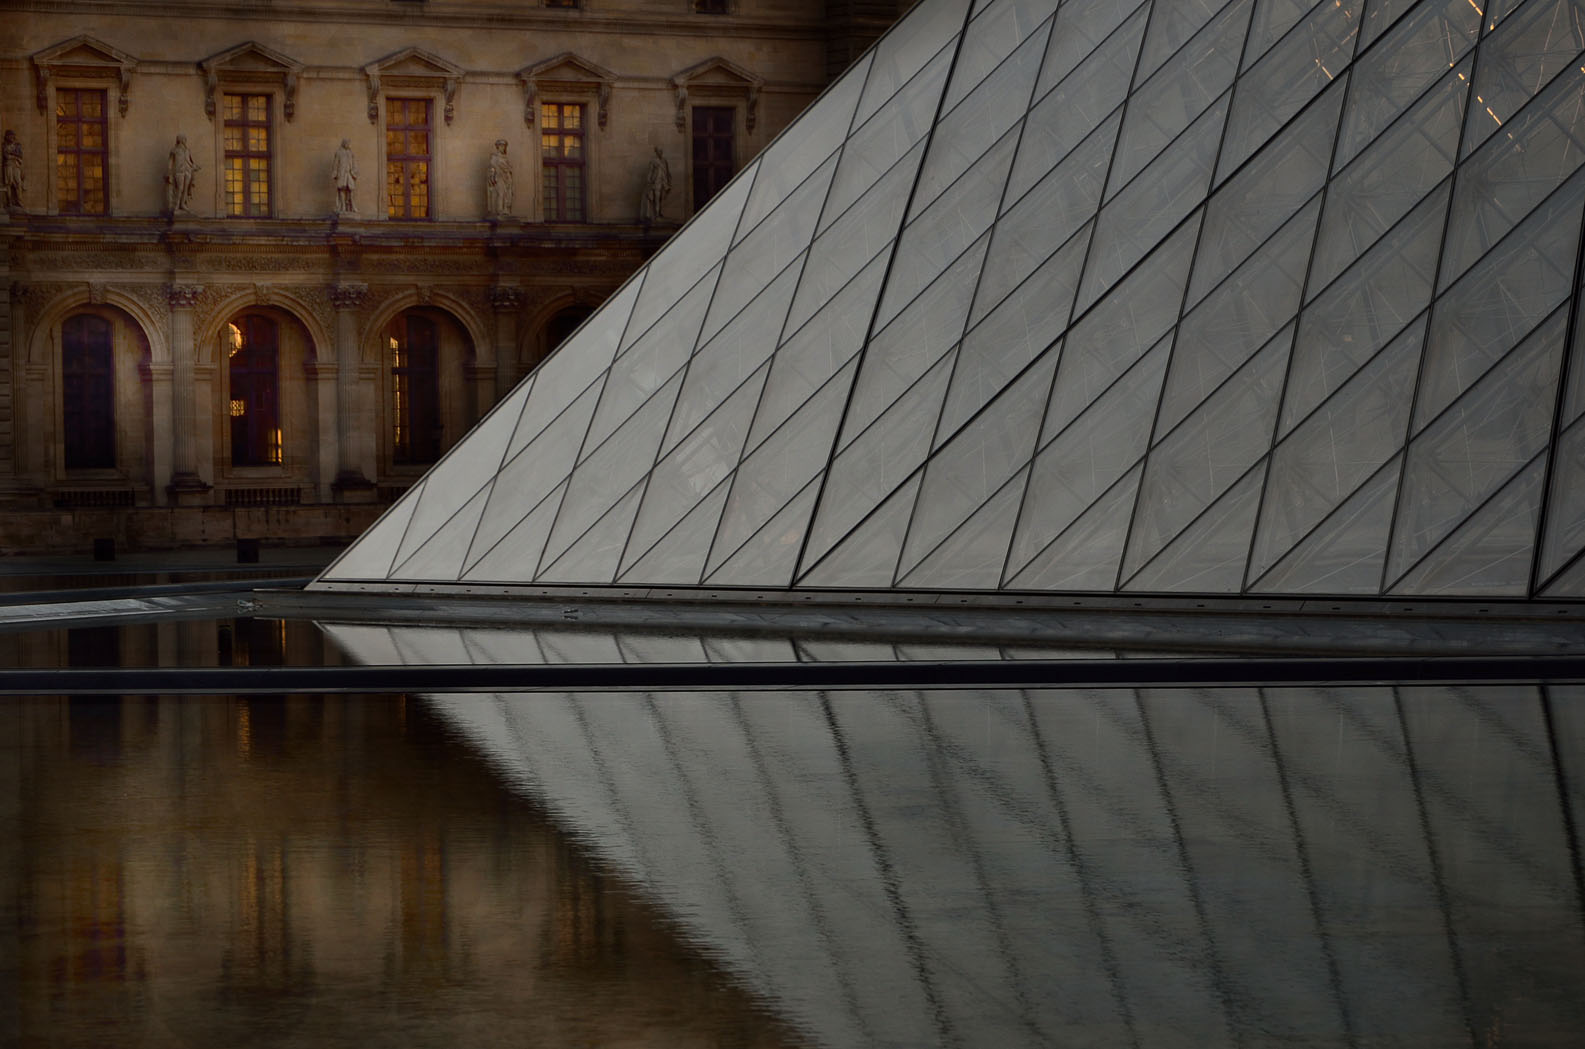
[314,0,1585,602]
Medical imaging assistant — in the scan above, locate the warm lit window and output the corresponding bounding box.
[391,314,441,464]
[228,316,282,466]
[541,102,586,222]
[386,98,432,219]
[223,93,271,217]
[62,314,115,469]
[56,88,108,215]
[691,106,735,210]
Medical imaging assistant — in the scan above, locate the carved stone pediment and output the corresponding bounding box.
[32,36,139,116]
[518,53,617,130]
[363,48,466,125]
[670,57,763,132]
[200,42,305,120]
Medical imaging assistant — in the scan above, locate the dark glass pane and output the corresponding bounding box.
[62,314,115,469]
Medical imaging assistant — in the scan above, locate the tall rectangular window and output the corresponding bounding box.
[691,106,735,210]
[541,102,586,222]
[223,93,271,217]
[392,314,441,464]
[229,315,281,466]
[56,88,108,215]
[62,314,115,469]
[386,98,431,219]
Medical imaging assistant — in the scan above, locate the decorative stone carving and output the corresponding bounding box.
[518,53,617,131]
[87,282,105,305]
[254,282,274,305]
[199,42,303,122]
[333,139,359,214]
[165,136,199,215]
[490,286,526,312]
[32,36,137,117]
[166,284,203,309]
[486,140,513,217]
[641,147,671,223]
[363,48,465,126]
[328,282,370,310]
[413,284,432,306]
[3,130,23,209]
[670,57,763,133]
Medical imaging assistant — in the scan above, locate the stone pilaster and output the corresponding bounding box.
[165,283,210,503]
[329,282,375,500]
[489,285,525,403]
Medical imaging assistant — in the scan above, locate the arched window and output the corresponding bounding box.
[62,313,115,469]
[392,314,441,464]
[228,315,281,466]
[545,305,593,354]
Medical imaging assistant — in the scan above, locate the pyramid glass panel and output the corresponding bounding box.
[317,0,1585,601]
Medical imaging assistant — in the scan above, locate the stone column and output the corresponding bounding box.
[329,282,375,501]
[166,283,211,503]
[489,285,525,403]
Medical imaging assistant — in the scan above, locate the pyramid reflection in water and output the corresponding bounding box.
[316,0,1585,598]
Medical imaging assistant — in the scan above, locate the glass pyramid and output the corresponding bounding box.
[316,0,1585,599]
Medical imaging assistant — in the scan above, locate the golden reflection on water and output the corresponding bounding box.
[0,695,811,1048]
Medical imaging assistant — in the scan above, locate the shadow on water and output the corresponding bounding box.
[0,692,814,1049]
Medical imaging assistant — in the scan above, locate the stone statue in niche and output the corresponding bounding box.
[333,138,359,214]
[165,134,199,214]
[486,139,513,217]
[3,130,23,209]
[641,146,671,223]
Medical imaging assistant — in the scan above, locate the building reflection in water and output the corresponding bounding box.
[0,694,811,1048]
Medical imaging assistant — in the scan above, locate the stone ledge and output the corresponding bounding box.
[0,504,383,555]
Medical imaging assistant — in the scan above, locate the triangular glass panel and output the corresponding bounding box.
[1123,466,1262,592]
[1566,304,1585,428]
[705,156,837,341]
[899,350,1056,576]
[320,479,423,580]
[508,278,640,463]
[1010,4,1144,202]
[1334,0,1480,170]
[753,254,888,451]
[709,359,858,576]
[1251,455,1402,594]
[1538,419,1585,582]
[938,0,1057,115]
[1036,0,1148,100]
[982,113,1115,319]
[625,162,757,340]
[621,481,732,585]
[899,467,1028,589]
[1077,94,1226,311]
[1461,0,1585,159]
[1007,463,1142,589]
[853,0,966,128]
[1358,0,1417,48]
[1138,0,1240,84]
[945,229,1082,435]
[1249,318,1420,582]
[1160,195,1318,434]
[466,381,602,572]
[1007,336,1168,580]
[542,370,684,571]
[798,474,922,587]
[669,259,801,453]
[1281,182,1446,436]
[807,353,954,567]
[1388,311,1566,581]
[1309,58,1468,294]
[1243,0,1322,70]
[1187,76,1342,305]
[738,51,871,236]
[1541,544,1585,597]
[845,232,988,440]
[391,482,494,581]
[627,362,768,570]
[461,480,566,582]
[539,484,646,584]
[1391,453,1546,595]
[1416,178,1581,431]
[1045,218,1198,440]
[789,139,925,333]
[914,21,1051,212]
[705,477,821,587]
[390,380,532,569]
[586,262,718,451]
[1124,327,1290,577]
[1107,0,1248,197]
[1216,0,1361,180]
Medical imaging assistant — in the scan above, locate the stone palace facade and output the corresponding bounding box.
[0,0,896,553]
